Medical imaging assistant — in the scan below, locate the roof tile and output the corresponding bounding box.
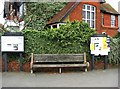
[48,1,119,24]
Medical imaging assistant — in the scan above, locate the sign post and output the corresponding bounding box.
[90,34,110,70]
[20,53,23,71]
[91,54,95,70]
[3,53,8,72]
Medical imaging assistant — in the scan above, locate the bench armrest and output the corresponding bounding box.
[31,53,34,69]
[84,52,86,63]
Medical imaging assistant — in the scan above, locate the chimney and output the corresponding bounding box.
[100,0,106,3]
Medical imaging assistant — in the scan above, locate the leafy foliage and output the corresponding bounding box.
[22,21,96,57]
[25,2,67,30]
[114,32,120,38]
[0,24,6,36]
[108,37,120,64]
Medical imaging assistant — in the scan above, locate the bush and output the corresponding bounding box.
[108,37,120,64]
[22,21,96,61]
[114,32,120,38]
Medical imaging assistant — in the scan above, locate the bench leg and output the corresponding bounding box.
[85,68,87,72]
[59,68,62,73]
[31,69,33,74]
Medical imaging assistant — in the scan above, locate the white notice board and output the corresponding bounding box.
[1,36,24,52]
[90,36,109,56]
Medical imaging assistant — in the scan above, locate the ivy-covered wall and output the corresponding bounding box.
[25,2,67,30]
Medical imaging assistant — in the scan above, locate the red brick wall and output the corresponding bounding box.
[69,2,101,30]
[68,2,119,37]
[104,13,111,26]
[97,27,118,37]
[97,13,119,37]
[116,16,118,27]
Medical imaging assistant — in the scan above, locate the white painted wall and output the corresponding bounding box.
[0,1,25,31]
[0,0,5,25]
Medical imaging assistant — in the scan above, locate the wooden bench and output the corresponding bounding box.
[30,53,89,73]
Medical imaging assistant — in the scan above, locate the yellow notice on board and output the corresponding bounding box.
[103,37,107,43]
[90,44,95,51]
[103,43,107,49]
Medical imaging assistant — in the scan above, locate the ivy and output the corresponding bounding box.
[25,2,67,30]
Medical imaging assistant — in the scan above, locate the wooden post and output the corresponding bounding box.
[84,53,88,72]
[104,55,108,69]
[84,52,86,63]
[3,53,8,72]
[31,53,34,73]
[91,54,94,70]
[20,53,23,71]
[59,68,62,74]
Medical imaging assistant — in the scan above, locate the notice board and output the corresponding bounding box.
[1,36,24,52]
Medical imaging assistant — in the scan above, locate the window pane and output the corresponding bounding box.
[83,5,86,9]
[91,12,94,20]
[91,6,95,11]
[111,15,115,20]
[111,20,115,26]
[82,4,96,28]
[111,15,115,26]
[91,21,95,28]
[83,11,86,19]
[87,20,90,26]
[87,11,90,19]
[87,6,90,10]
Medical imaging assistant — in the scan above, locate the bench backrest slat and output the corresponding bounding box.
[33,54,84,62]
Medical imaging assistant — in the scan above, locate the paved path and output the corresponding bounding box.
[1,68,118,87]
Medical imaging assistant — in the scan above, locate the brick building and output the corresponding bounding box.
[47,0,120,37]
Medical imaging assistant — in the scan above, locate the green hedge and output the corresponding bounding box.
[22,21,96,61]
[108,32,120,64]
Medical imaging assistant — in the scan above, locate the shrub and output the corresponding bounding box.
[108,37,120,64]
[22,21,96,61]
[114,32,120,38]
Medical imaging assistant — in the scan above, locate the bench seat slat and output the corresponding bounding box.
[32,64,87,67]
[34,60,84,63]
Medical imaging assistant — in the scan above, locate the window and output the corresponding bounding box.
[102,13,104,26]
[111,15,115,27]
[82,4,96,28]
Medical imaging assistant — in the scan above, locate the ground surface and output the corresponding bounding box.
[1,68,118,87]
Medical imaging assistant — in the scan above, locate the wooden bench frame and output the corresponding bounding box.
[30,53,89,73]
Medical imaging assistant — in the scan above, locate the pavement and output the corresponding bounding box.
[1,68,118,87]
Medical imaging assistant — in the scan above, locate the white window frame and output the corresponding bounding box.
[82,4,96,29]
[111,15,116,27]
[50,23,66,29]
[102,13,104,26]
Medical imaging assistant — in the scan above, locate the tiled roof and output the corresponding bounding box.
[47,2,77,24]
[48,1,119,24]
[100,3,120,15]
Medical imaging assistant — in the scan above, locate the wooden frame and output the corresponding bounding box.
[30,53,89,74]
